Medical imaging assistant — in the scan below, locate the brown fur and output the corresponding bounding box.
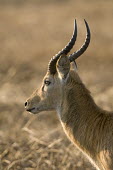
[25,55,113,170]
[60,70,113,170]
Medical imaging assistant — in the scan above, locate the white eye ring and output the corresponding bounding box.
[44,80,51,86]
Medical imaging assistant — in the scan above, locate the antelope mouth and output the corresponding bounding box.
[26,107,40,114]
[26,107,36,113]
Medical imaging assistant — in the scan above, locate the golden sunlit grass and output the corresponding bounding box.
[0,0,113,169]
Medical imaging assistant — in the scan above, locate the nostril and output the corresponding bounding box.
[25,102,28,107]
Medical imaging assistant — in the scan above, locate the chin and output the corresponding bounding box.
[29,111,39,114]
[31,109,42,114]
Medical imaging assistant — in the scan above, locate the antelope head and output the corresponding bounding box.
[25,19,91,114]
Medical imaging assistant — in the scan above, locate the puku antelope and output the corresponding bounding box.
[25,20,113,170]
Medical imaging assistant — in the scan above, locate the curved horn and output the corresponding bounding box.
[48,19,77,75]
[68,19,91,62]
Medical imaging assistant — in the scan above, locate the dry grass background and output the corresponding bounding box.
[0,0,113,169]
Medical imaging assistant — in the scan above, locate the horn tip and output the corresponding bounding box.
[74,19,77,26]
[84,19,88,25]
[84,19,91,36]
[74,19,77,34]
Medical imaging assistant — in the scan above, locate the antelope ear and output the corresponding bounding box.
[56,54,70,79]
[70,61,77,71]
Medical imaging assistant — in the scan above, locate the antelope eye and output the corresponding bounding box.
[44,80,51,86]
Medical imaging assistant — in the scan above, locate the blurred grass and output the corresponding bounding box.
[0,0,113,169]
